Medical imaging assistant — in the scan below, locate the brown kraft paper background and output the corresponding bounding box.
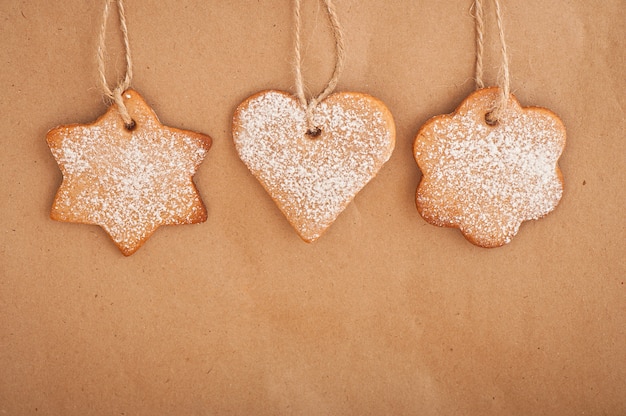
[0,0,624,414]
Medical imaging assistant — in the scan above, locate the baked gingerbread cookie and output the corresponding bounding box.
[414,87,565,247]
[233,90,395,242]
[47,89,211,255]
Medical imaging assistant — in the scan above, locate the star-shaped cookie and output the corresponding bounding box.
[47,89,212,255]
[414,87,565,247]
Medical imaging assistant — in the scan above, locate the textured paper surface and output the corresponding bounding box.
[1,1,624,415]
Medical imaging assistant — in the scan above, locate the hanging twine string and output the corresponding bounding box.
[97,0,134,127]
[473,0,510,123]
[293,0,346,134]
[473,0,485,89]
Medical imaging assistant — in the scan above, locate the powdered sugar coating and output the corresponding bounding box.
[414,87,565,247]
[233,90,395,242]
[47,90,211,255]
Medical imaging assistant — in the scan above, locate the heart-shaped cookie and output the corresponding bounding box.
[233,90,395,242]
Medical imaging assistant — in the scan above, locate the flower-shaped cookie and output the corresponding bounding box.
[414,87,565,247]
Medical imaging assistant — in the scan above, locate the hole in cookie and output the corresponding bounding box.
[124,119,137,131]
[306,127,322,138]
[484,112,499,126]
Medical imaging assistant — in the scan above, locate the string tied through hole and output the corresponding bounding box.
[293,0,345,137]
[98,0,134,126]
[473,0,510,124]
